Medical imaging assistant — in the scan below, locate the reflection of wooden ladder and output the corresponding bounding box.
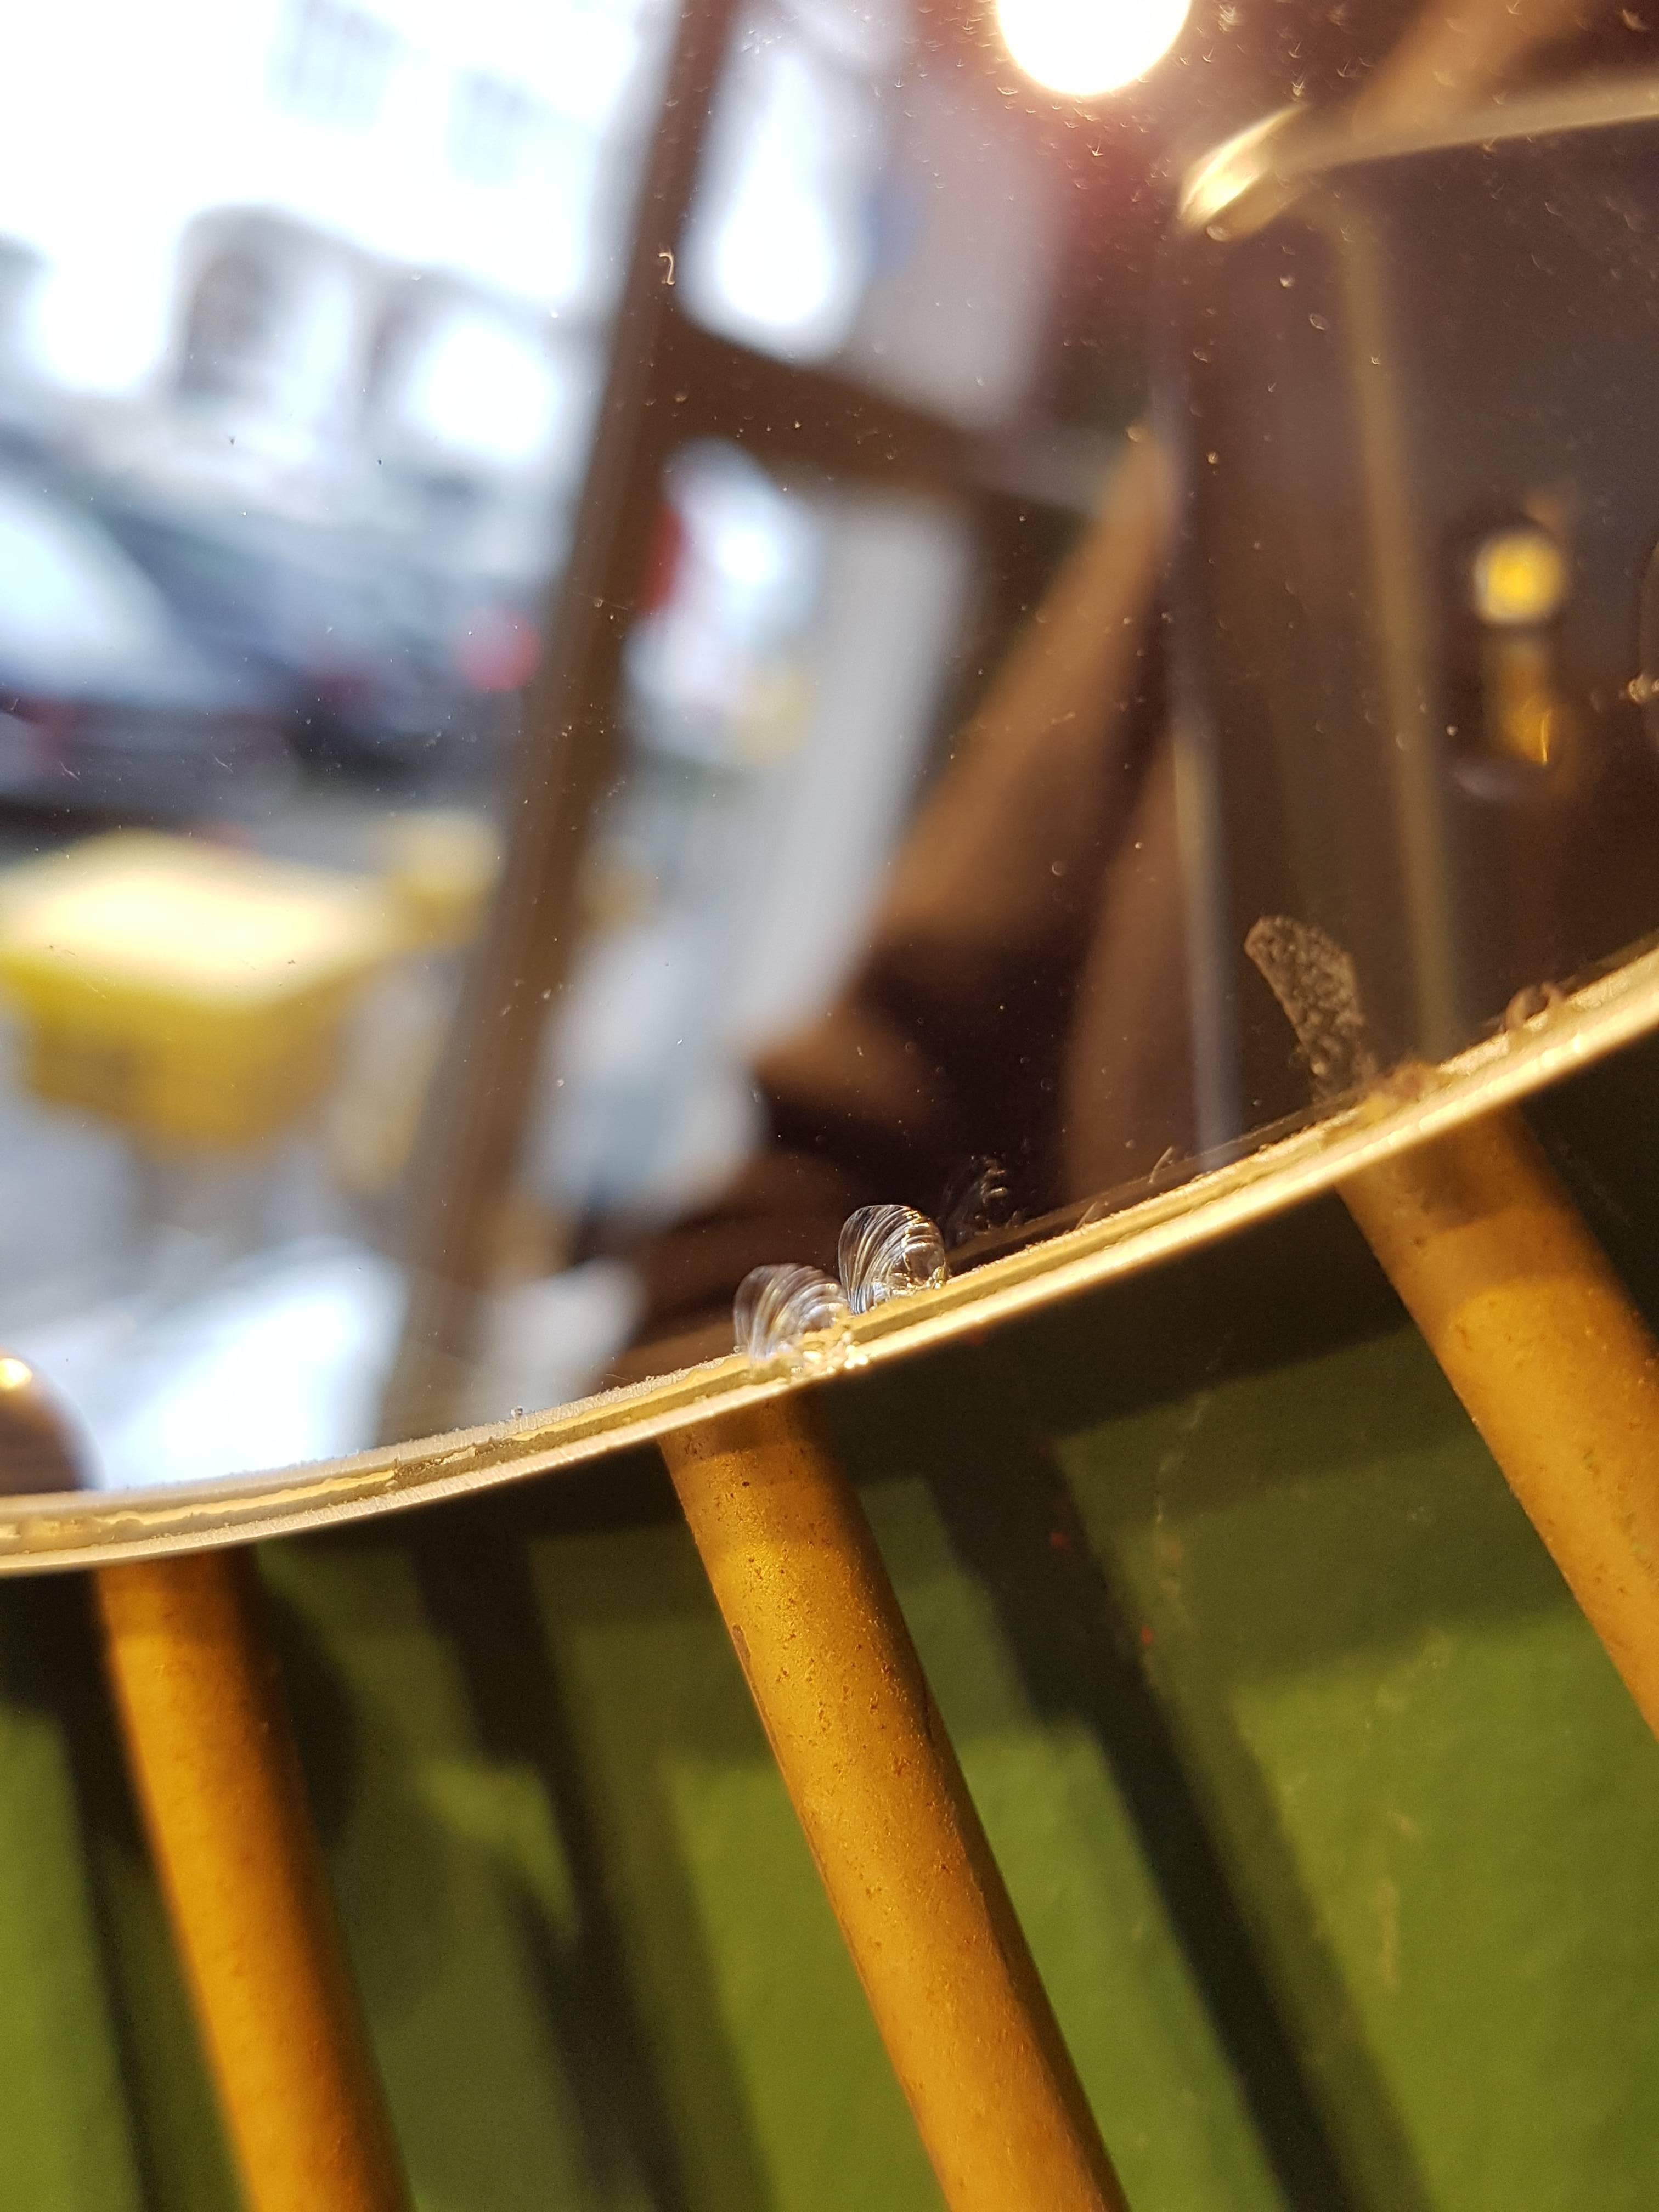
[376,0,1099,1448]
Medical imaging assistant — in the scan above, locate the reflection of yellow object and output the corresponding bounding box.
[0,1356,31,1392]
[0,833,398,1152]
[379,809,499,951]
[735,661,814,766]
[1480,625,1575,770]
[1471,527,1568,628]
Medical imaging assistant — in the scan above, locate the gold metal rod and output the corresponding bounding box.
[661,1397,1128,2212]
[95,1551,411,2212]
[1341,1103,1659,1740]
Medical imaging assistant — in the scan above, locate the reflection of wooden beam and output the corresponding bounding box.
[380,0,741,1446]
[1343,1105,1659,1742]
[665,323,1122,515]
[99,1551,410,2212]
[662,1395,1129,2212]
[665,319,968,493]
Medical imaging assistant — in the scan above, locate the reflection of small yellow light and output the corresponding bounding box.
[1472,528,1568,627]
[0,1357,33,1393]
[995,0,1192,97]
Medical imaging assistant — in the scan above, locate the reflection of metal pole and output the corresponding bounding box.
[98,1555,411,2212]
[381,0,738,1444]
[1316,193,1461,1057]
[1342,1105,1659,1743]
[661,1397,1130,2212]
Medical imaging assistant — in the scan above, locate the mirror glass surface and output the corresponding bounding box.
[2,0,1658,1492]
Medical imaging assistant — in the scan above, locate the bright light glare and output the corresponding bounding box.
[401,315,562,466]
[996,0,1191,97]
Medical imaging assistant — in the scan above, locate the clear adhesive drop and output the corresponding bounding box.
[733,1264,852,1374]
[838,1204,949,1315]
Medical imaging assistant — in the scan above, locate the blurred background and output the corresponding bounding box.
[1,0,1600,1486]
[0,0,685,1479]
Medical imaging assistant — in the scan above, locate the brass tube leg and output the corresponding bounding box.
[95,1551,410,2212]
[661,1397,1129,2212]
[1342,1104,1659,1740]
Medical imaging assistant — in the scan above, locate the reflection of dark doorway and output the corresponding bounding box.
[179,247,286,405]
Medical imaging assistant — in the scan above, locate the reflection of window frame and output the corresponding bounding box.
[272,0,399,129]
[363,278,572,475]
[679,7,889,364]
[448,71,551,188]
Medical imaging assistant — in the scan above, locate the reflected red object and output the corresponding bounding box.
[454,607,543,694]
[637,500,689,618]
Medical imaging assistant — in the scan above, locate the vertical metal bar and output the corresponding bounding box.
[97,1551,411,2212]
[661,1395,1131,2212]
[0,1360,408,2209]
[1342,1102,1659,1741]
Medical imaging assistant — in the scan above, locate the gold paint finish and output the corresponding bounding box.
[662,1397,1128,2212]
[1343,1105,1659,1741]
[97,1552,411,2212]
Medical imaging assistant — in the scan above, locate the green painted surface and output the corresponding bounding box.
[0,1588,144,2212]
[3,1047,1659,2207]
[515,1477,1277,2211]
[1060,1324,1659,2212]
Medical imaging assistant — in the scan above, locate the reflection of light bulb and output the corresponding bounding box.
[1471,527,1568,628]
[996,0,1191,96]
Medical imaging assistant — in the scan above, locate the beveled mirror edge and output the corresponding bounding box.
[1180,66,1659,242]
[7,936,1659,1575]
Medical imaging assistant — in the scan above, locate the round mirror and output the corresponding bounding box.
[4,0,1659,1565]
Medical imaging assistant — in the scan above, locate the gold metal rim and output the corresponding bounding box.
[7,941,1659,1573]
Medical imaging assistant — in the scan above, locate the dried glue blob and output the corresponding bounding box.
[1503,980,1566,1032]
[733,1264,852,1373]
[940,1156,1020,1250]
[837,1204,949,1315]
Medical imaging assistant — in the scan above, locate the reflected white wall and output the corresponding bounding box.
[0,0,673,398]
